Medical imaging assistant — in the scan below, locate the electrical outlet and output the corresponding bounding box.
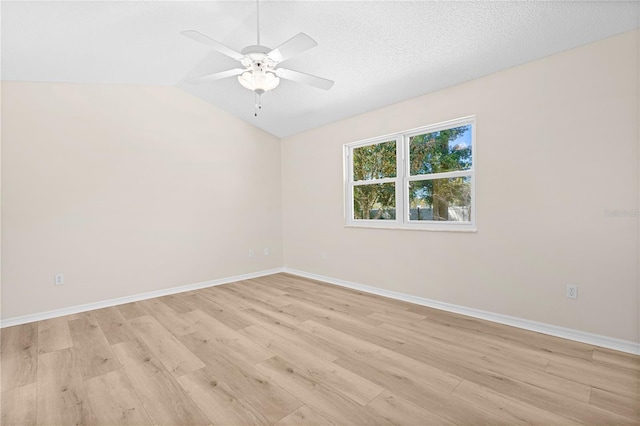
[321,251,327,259]
[566,284,578,299]
[263,248,270,256]
[54,274,64,286]
[249,249,254,258]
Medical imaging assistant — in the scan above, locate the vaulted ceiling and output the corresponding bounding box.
[3,1,639,137]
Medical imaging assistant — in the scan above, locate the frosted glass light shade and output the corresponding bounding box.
[238,71,280,94]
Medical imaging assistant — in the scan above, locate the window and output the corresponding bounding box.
[344,116,476,231]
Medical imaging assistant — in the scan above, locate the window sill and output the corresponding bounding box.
[344,223,478,233]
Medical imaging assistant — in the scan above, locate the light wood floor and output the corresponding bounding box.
[1,273,638,425]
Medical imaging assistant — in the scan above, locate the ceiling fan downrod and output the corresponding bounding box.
[256,0,260,46]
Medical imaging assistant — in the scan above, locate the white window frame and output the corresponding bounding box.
[344,116,476,232]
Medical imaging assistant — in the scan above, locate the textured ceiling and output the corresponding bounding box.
[2,1,639,138]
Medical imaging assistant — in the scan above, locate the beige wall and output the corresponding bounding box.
[282,30,640,342]
[1,82,282,319]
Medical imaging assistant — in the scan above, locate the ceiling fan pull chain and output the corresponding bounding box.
[254,93,263,117]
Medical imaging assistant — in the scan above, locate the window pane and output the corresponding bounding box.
[409,177,471,222]
[409,125,472,175]
[353,141,396,181]
[353,183,396,220]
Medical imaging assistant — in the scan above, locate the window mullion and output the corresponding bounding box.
[395,135,404,225]
[408,169,473,181]
[345,146,353,223]
[398,134,407,224]
[353,177,397,186]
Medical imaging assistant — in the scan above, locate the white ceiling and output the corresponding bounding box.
[2,1,639,138]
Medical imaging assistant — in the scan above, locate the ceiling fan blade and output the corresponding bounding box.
[275,68,334,90]
[267,33,317,63]
[187,68,245,84]
[181,30,245,61]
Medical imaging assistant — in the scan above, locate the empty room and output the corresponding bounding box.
[1,1,639,425]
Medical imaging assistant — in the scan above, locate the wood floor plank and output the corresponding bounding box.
[157,293,197,314]
[283,302,404,350]
[117,301,148,319]
[178,332,303,423]
[397,340,591,403]
[235,278,289,298]
[197,288,268,327]
[178,292,255,330]
[177,368,269,425]
[381,312,585,370]
[138,298,197,336]
[241,304,304,328]
[1,346,37,391]
[128,315,206,377]
[546,356,639,399]
[451,379,581,425]
[281,288,377,318]
[37,317,73,354]
[283,299,384,328]
[393,340,631,425]
[379,319,550,371]
[256,355,393,425]
[252,274,301,291]
[297,319,386,359]
[92,306,137,345]
[202,286,296,328]
[67,313,120,380]
[408,304,595,361]
[592,347,640,371]
[182,310,274,365]
[274,405,332,426]
[334,354,516,425]
[37,348,97,426]
[242,324,385,405]
[1,323,37,353]
[295,325,507,425]
[84,369,153,425]
[1,324,38,392]
[300,320,461,394]
[240,316,342,362]
[219,284,292,309]
[111,338,211,425]
[589,386,640,421]
[200,286,255,310]
[1,383,37,426]
[366,390,454,426]
[313,281,415,312]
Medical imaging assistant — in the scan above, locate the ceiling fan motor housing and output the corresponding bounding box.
[238,45,280,95]
[241,46,277,68]
[238,46,280,94]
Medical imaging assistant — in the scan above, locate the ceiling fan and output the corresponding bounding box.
[182,0,334,115]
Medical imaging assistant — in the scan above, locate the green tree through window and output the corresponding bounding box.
[409,125,472,221]
[352,141,396,219]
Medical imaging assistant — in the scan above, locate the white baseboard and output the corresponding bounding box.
[4,266,638,355]
[0,268,285,328]
[283,268,640,355]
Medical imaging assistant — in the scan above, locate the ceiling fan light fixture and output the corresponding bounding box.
[238,70,280,94]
